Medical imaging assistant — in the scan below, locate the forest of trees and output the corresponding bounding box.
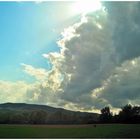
[100,104,140,123]
[0,109,98,124]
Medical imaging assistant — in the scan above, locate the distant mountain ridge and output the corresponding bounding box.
[0,102,65,112]
[0,103,99,124]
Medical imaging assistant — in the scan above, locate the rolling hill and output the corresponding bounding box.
[0,103,99,124]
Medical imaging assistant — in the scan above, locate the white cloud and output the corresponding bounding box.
[21,63,48,81]
[0,81,30,103]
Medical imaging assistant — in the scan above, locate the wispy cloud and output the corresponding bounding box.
[21,63,48,81]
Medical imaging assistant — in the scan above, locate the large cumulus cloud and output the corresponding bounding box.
[45,2,140,111]
[55,9,116,108]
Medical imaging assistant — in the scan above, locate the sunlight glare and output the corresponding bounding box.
[72,0,102,15]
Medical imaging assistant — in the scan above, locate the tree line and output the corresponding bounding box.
[0,109,97,124]
[0,104,139,124]
[100,104,140,123]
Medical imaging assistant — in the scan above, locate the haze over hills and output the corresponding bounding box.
[0,103,99,124]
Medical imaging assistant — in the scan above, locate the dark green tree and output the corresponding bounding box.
[100,106,112,123]
[118,104,140,123]
[118,104,133,123]
[132,106,140,123]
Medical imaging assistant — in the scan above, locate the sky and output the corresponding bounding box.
[0,1,140,113]
[0,1,76,82]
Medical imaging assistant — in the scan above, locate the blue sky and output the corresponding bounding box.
[0,2,75,82]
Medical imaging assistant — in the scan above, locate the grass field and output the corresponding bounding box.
[0,124,139,138]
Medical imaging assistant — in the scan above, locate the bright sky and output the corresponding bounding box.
[0,2,76,82]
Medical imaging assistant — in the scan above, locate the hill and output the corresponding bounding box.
[0,103,99,124]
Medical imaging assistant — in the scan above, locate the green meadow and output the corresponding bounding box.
[0,124,139,138]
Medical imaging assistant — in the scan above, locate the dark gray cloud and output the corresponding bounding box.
[104,2,140,63]
[58,10,116,105]
[96,58,140,108]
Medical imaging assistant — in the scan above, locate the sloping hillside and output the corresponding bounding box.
[0,103,99,124]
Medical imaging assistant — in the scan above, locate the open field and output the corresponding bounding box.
[0,124,140,138]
